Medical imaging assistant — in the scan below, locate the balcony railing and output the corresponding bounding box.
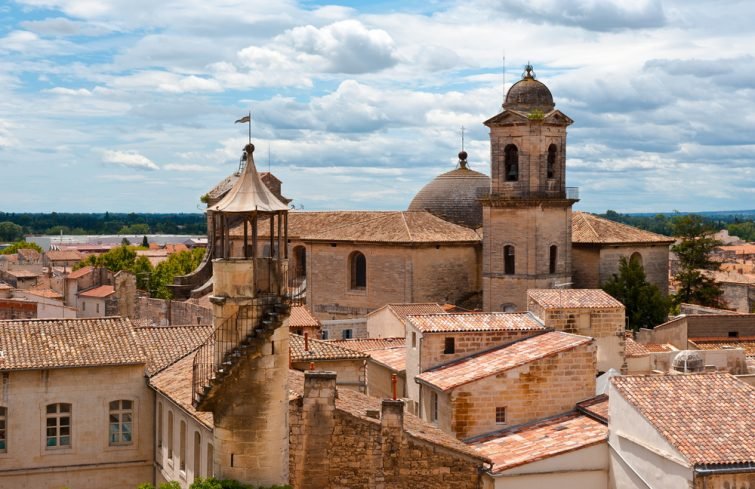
[476,186,579,201]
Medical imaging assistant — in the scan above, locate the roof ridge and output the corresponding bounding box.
[400,212,413,241]
[580,212,600,241]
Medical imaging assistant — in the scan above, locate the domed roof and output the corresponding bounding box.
[503,64,555,113]
[672,350,705,373]
[408,152,491,229]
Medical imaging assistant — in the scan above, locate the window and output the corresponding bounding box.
[179,420,187,472]
[430,392,438,422]
[547,144,557,179]
[82,302,86,311]
[321,330,329,340]
[495,406,507,424]
[443,337,455,354]
[108,400,133,445]
[167,411,174,459]
[504,144,519,182]
[46,403,71,449]
[96,303,100,314]
[293,245,307,278]
[207,443,214,478]
[411,332,417,348]
[193,431,201,478]
[728,331,739,338]
[0,406,6,452]
[504,245,515,275]
[630,252,643,268]
[157,403,163,448]
[549,245,558,274]
[349,251,367,290]
[342,329,353,340]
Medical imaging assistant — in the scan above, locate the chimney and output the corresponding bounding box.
[381,399,404,431]
[380,398,405,485]
[298,371,337,489]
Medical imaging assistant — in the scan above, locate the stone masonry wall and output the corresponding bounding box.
[599,244,669,295]
[420,330,541,371]
[136,297,212,325]
[289,372,484,489]
[447,341,596,439]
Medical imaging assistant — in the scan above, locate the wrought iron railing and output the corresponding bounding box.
[191,259,302,408]
[476,186,579,200]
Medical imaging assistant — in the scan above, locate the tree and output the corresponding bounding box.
[142,235,149,247]
[603,256,669,331]
[0,221,23,242]
[671,215,725,308]
[1,240,43,255]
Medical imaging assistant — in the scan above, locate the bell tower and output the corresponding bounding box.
[481,64,579,311]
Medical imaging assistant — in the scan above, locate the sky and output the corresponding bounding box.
[0,0,754,214]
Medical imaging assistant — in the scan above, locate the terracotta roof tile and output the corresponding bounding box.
[134,324,213,376]
[287,369,488,462]
[417,332,593,391]
[232,211,481,244]
[78,285,115,298]
[383,303,447,319]
[5,269,40,279]
[0,317,145,370]
[576,394,609,423]
[572,212,674,245]
[406,312,545,333]
[25,287,64,300]
[689,337,755,357]
[611,373,755,466]
[45,250,84,261]
[149,353,213,428]
[0,283,12,290]
[625,337,651,357]
[288,305,320,328]
[528,289,625,309]
[469,411,607,473]
[329,338,406,371]
[66,266,94,279]
[17,248,41,261]
[644,343,675,353]
[290,334,368,361]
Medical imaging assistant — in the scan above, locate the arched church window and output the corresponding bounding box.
[504,245,515,275]
[547,144,557,179]
[630,252,643,268]
[549,245,558,274]
[349,251,366,290]
[504,145,519,182]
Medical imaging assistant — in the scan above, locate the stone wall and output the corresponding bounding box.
[420,330,540,371]
[423,340,596,439]
[598,244,669,294]
[288,372,484,489]
[571,246,601,289]
[136,297,212,326]
[307,242,479,320]
[719,281,755,313]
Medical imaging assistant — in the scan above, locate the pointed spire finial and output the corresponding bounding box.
[523,62,535,79]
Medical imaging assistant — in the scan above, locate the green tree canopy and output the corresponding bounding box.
[603,256,669,331]
[0,221,24,242]
[1,240,43,255]
[671,215,725,308]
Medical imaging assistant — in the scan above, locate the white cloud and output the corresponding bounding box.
[20,17,116,36]
[102,150,159,170]
[163,163,218,172]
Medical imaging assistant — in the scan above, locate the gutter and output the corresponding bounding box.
[694,462,755,476]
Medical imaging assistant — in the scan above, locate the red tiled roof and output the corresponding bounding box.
[470,411,607,473]
[376,303,446,319]
[0,317,145,370]
[368,347,406,372]
[406,312,545,333]
[289,305,320,328]
[528,289,625,309]
[78,285,115,298]
[689,337,755,357]
[625,337,650,357]
[611,373,755,466]
[25,287,64,300]
[134,324,213,376]
[5,269,40,279]
[45,250,83,261]
[290,334,368,362]
[417,332,593,391]
[576,394,609,423]
[329,337,405,352]
[572,212,675,245]
[66,266,94,279]
[149,352,213,428]
[644,343,675,353]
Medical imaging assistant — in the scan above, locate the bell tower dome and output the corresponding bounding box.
[481,64,579,311]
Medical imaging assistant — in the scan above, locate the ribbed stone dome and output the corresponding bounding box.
[408,155,491,229]
[503,64,555,113]
[672,350,705,373]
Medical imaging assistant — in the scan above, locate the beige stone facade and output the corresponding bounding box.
[0,365,153,489]
[572,244,670,293]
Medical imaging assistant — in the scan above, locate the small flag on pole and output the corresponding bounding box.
[235,115,251,124]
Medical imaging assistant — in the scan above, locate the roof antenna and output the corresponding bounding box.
[268,143,271,173]
[458,126,468,170]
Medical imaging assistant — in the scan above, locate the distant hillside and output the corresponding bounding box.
[599,210,755,242]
